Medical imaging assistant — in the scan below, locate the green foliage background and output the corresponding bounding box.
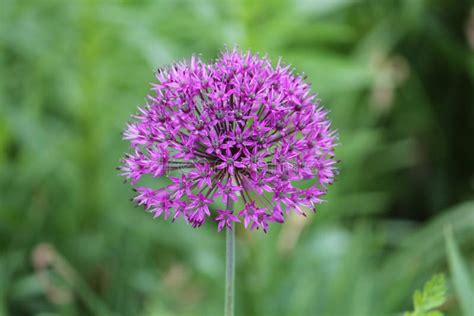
[0,0,473,315]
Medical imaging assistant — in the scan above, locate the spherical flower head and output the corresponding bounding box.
[120,48,338,232]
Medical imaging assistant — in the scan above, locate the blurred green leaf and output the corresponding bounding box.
[445,228,474,316]
[404,274,446,316]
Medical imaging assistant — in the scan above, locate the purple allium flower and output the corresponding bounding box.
[214,210,241,232]
[120,48,338,232]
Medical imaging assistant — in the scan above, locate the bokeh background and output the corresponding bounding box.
[1,0,473,315]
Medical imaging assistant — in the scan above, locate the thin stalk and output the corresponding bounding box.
[225,198,235,316]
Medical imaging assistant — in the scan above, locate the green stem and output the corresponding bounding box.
[225,199,235,316]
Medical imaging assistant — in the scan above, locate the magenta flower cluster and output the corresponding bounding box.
[120,48,337,232]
